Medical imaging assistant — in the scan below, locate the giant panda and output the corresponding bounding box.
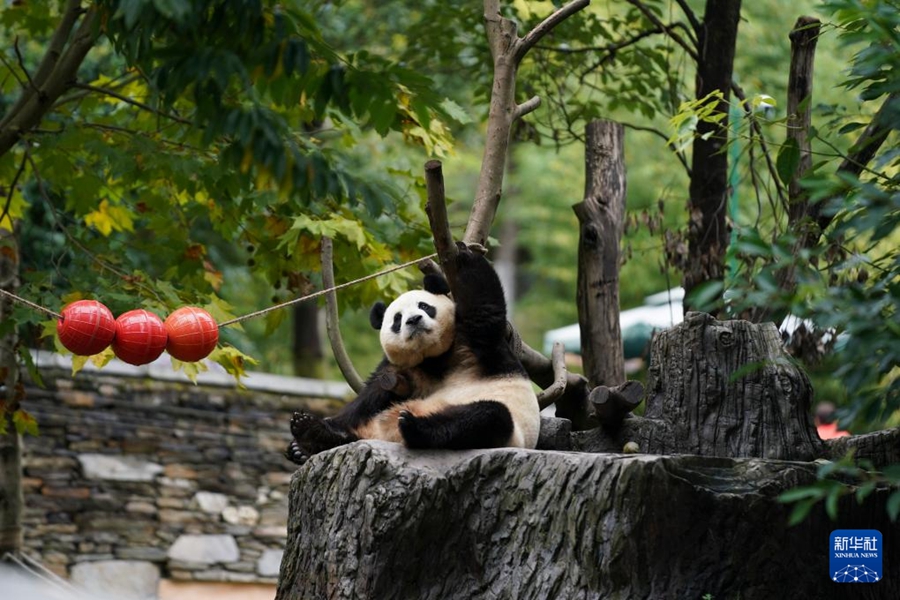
[285,243,540,464]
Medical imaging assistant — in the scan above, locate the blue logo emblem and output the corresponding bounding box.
[830,530,883,583]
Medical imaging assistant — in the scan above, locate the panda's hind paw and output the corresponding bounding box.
[284,440,309,466]
[290,411,319,439]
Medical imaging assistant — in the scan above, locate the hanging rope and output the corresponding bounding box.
[0,288,63,320]
[0,252,438,327]
[217,252,438,327]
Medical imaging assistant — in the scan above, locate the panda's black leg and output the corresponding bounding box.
[289,411,358,456]
[398,400,514,450]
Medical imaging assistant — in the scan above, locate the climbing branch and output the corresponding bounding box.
[321,237,365,393]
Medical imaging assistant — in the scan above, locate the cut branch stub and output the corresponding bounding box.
[589,380,644,426]
[423,160,459,293]
[786,16,821,221]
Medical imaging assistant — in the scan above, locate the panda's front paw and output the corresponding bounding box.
[284,440,309,465]
[398,410,430,449]
[455,242,488,270]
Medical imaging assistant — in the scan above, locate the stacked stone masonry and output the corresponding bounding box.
[21,364,348,590]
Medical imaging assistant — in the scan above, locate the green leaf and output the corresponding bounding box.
[684,279,724,312]
[855,480,877,503]
[18,346,44,389]
[264,307,289,336]
[776,137,801,185]
[825,486,841,520]
[888,490,900,522]
[778,486,824,503]
[13,409,39,437]
[787,498,816,526]
[439,98,472,125]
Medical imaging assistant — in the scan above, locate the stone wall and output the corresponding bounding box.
[19,352,349,598]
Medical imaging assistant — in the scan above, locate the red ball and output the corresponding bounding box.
[57,300,117,356]
[112,309,168,366]
[164,307,219,362]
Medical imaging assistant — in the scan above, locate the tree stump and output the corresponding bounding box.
[575,312,823,461]
[276,442,898,600]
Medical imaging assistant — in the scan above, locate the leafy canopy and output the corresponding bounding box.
[0,0,464,384]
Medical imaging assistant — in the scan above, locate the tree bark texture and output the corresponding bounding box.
[0,229,23,557]
[276,442,898,600]
[573,312,823,461]
[573,120,626,388]
[786,16,821,223]
[683,0,742,312]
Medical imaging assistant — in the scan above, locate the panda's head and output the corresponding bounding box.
[370,274,454,368]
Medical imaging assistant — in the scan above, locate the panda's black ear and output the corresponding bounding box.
[424,273,451,295]
[369,302,387,329]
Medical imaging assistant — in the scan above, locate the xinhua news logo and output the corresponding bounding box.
[830,530,883,583]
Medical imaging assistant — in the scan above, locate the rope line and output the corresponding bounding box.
[0,288,63,320]
[0,252,438,327]
[218,252,438,327]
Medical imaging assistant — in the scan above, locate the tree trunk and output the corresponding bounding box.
[0,228,23,558]
[683,0,742,313]
[494,218,518,316]
[292,302,323,379]
[573,120,626,388]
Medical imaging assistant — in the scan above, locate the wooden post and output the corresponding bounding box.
[573,120,626,388]
[0,228,22,558]
[786,16,821,224]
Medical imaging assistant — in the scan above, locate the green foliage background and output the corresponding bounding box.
[1,0,896,438]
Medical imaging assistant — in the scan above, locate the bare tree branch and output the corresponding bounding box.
[513,95,541,121]
[516,0,592,62]
[13,39,38,94]
[0,154,27,226]
[465,0,590,248]
[72,83,193,125]
[673,0,703,39]
[731,82,787,208]
[321,237,364,393]
[624,0,698,60]
[0,0,85,133]
[536,342,567,407]
[0,3,99,156]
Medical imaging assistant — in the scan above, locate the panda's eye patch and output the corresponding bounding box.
[391,312,402,334]
[418,302,437,318]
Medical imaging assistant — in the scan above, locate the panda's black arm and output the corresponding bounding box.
[452,246,508,347]
[330,358,410,429]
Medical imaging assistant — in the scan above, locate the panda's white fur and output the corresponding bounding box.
[379,290,455,368]
[355,379,540,448]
